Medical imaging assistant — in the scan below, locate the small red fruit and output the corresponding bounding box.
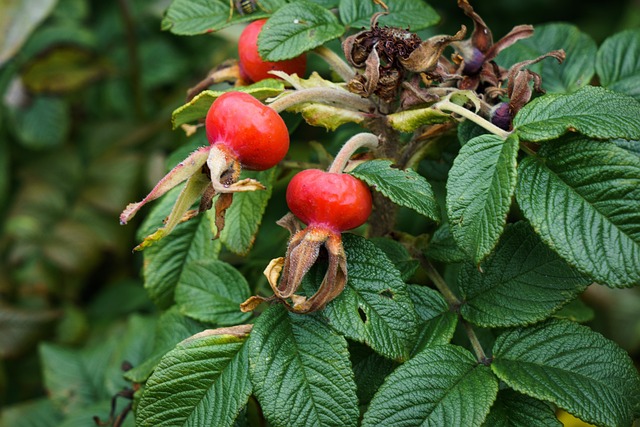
[286,169,372,232]
[238,19,307,83]
[205,91,289,171]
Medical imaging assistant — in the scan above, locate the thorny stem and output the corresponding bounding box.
[268,87,373,113]
[313,46,356,82]
[462,319,491,365]
[328,133,380,173]
[117,0,144,120]
[434,99,511,139]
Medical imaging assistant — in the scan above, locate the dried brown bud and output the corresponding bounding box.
[400,26,467,73]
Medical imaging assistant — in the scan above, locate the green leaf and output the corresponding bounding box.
[596,29,640,100]
[171,80,285,129]
[0,399,63,427]
[323,234,418,361]
[369,237,419,281]
[140,188,221,308]
[350,160,440,223]
[161,0,270,35]
[492,319,640,427]
[175,260,252,325]
[513,86,640,142]
[387,107,452,133]
[350,342,397,406]
[481,389,561,427]
[137,326,252,427]
[258,1,345,61]
[458,221,590,327]
[0,0,57,66]
[125,308,206,383]
[552,297,594,323]
[220,168,276,255]
[424,223,469,263]
[516,138,640,287]
[362,345,498,426]
[408,285,457,354]
[9,96,70,149]
[248,306,359,427]
[339,0,439,31]
[495,23,596,94]
[446,134,519,264]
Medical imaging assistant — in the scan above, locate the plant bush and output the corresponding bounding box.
[1,0,640,426]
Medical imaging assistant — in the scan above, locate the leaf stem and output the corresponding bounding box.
[461,319,491,365]
[268,87,373,113]
[312,46,356,82]
[416,254,461,306]
[434,99,511,139]
[328,133,379,174]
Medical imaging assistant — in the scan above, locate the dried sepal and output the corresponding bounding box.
[506,49,565,112]
[400,26,467,73]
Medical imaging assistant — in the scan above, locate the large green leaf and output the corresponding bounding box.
[495,23,596,94]
[492,319,640,427]
[446,134,519,263]
[175,260,251,325]
[0,399,63,427]
[350,159,440,223]
[9,96,70,149]
[140,188,221,308]
[369,237,419,281]
[516,138,640,287]
[136,326,252,427]
[596,29,640,100]
[424,223,469,263]
[171,80,285,129]
[481,389,561,427]
[339,0,439,31]
[458,222,590,327]
[220,168,276,255]
[362,345,498,426]
[513,86,640,142]
[323,234,418,361]
[161,0,270,35]
[349,342,397,407]
[258,1,344,61]
[248,305,359,427]
[408,285,457,354]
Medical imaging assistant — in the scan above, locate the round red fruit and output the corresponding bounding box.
[286,169,372,232]
[205,91,289,171]
[238,19,307,83]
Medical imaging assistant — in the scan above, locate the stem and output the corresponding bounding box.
[461,319,490,365]
[434,99,511,139]
[117,0,144,120]
[313,46,356,82]
[268,87,373,113]
[419,255,461,306]
[328,133,379,174]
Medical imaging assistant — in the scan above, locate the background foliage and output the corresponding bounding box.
[0,0,639,426]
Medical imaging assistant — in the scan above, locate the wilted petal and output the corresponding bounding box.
[400,26,467,73]
[485,25,534,62]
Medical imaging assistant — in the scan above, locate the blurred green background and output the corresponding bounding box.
[0,0,638,425]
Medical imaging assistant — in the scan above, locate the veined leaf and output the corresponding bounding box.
[596,29,640,100]
[137,326,252,427]
[446,134,519,263]
[495,23,596,94]
[323,234,418,361]
[481,389,561,427]
[370,237,419,281]
[424,223,469,263]
[516,138,640,287]
[408,285,457,354]
[171,80,285,129]
[220,168,276,255]
[248,305,359,427]
[140,188,221,308]
[161,0,269,35]
[513,86,640,142]
[175,260,251,325]
[492,319,640,427]
[458,221,590,327]
[258,1,344,61]
[361,345,498,426]
[350,160,440,223]
[339,0,439,31]
[350,342,397,406]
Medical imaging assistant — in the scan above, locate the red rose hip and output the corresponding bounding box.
[205,91,289,171]
[238,19,307,83]
[286,169,372,232]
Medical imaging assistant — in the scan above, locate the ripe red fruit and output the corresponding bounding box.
[286,169,372,232]
[205,91,289,171]
[238,19,307,83]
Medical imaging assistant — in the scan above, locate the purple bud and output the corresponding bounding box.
[491,102,512,130]
[462,46,486,74]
